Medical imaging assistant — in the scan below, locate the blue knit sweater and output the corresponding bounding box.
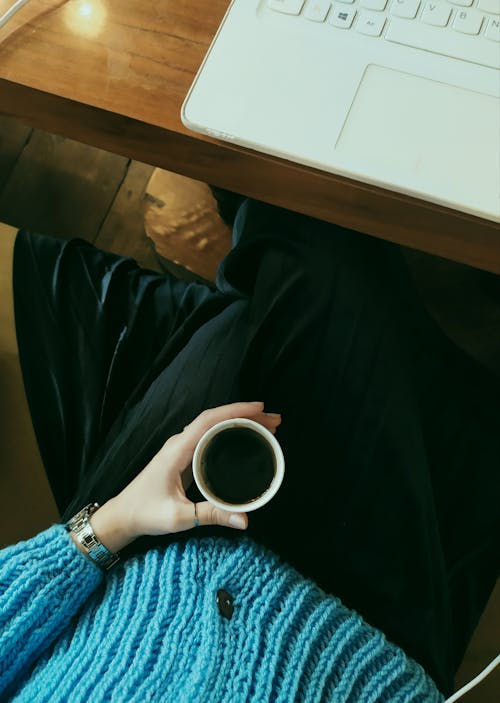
[0,526,443,702]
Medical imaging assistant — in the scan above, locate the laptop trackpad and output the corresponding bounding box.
[336,65,499,213]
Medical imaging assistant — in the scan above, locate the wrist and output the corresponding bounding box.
[66,502,121,570]
[89,498,136,554]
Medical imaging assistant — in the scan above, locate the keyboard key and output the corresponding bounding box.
[448,0,473,6]
[385,17,499,67]
[360,0,388,10]
[421,1,452,25]
[485,16,500,38]
[329,4,356,25]
[304,0,332,20]
[453,8,484,32]
[357,11,386,33]
[477,0,500,14]
[336,0,355,5]
[390,0,421,18]
[267,0,305,14]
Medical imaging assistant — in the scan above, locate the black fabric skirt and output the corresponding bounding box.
[13,199,500,695]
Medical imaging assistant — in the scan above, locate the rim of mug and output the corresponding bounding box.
[192,417,285,513]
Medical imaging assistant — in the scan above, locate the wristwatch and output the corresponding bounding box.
[66,503,120,570]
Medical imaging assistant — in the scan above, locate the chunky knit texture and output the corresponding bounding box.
[0,526,443,702]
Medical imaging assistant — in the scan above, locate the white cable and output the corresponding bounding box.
[444,653,500,703]
[0,0,33,29]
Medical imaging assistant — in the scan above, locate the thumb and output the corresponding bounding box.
[195,501,248,531]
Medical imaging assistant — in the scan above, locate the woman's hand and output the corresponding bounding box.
[87,402,281,554]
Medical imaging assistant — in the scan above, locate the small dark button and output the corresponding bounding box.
[216,589,234,620]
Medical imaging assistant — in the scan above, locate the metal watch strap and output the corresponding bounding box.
[66,503,120,570]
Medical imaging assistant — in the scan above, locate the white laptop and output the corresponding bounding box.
[181,0,500,222]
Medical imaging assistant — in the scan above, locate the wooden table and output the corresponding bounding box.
[0,0,498,272]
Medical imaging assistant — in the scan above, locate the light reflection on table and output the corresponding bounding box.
[63,0,107,39]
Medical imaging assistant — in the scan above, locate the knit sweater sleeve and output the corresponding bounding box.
[0,524,103,695]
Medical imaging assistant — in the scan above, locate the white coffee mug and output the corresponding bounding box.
[192,417,285,513]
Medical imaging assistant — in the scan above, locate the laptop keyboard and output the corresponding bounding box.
[267,0,500,69]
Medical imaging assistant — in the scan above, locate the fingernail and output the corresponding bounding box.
[265,412,281,418]
[229,514,247,530]
[250,401,264,406]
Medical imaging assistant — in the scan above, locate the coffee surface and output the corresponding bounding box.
[203,427,275,504]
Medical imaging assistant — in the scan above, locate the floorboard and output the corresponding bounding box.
[0,116,32,191]
[0,129,128,241]
[94,160,158,270]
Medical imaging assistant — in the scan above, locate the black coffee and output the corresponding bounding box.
[203,427,275,504]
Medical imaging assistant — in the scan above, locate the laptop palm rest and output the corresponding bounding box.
[336,65,499,217]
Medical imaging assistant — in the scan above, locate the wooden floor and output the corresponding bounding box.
[0,116,498,701]
[0,117,159,271]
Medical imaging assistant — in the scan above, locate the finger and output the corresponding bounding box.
[257,412,282,434]
[188,404,282,442]
[195,501,248,531]
[166,402,269,465]
[188,402,265,437]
